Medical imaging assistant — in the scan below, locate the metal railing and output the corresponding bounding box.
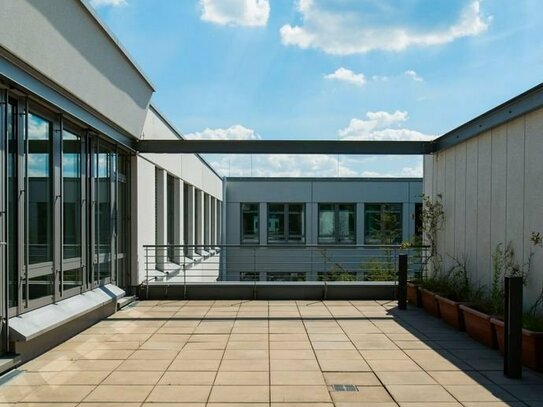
[142,244,429,289]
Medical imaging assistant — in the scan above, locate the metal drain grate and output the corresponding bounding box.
[332,384,359,392]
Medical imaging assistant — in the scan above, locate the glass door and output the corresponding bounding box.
[0,90,6,355]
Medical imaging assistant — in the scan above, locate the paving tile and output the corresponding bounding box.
[319,359,371,372]
[102,370,163,385]
[323,372,381,386]
[428,371,492,385]
[386,384,456,402]
[21,385,95,403]
[330,385,393,403]
[367,359,423,372]
[359,350,410,360]
[0,386,34,403]
[117,359,171,371]
[169,359,221,371]
[215,371,269,385]
[376,371,437,385]
[271,371,326,385]
[271,386,332,403]
[159,371,216,385]
[444,384,518,402]
[146,385,212,403]
[270,350,316,359]
[208,385,269,403]
[223,349,269,359]
[270,359,320,371]
[219,359,269,371]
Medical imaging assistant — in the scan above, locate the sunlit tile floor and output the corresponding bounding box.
[1,299,543,406]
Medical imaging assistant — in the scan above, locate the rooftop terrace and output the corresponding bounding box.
[1,300,542,406]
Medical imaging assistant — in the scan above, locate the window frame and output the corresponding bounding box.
[240,203,260,244]
[266,203,305,244]
[364,203,403,245]
[317,203,356,245]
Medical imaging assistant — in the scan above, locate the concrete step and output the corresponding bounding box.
[117,295,136,310]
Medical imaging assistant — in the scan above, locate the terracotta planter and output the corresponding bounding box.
[491,318,543,372]
[435,295,465,331]
[407,282,422,307]
[419,288,440,317]
[459,304,495,348]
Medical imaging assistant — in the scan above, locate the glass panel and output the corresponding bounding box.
[240,272,259,281]
[287,204,304,242]
[364,203,402,244]
[267,204,284,243]
[27,113,54,301]
[266,272,305,282]
[27,113,52,265]
[338,204,355,243]
[318,204,334,244]
[63,267,83,291]
[63,130,81,260]
[7,100,17,308]
[95,144,114,281]
[241,203,259,243]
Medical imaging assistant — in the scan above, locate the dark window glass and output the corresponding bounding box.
[95,144,114,281]
[63,130,81,260]
[318,203,355,244]
[167,175,175,262]
[364,203,403,244]
[240,272,259,281]
[241,203,259,243]
[7,100,18,307]
[267,203,305,243]
[266,272,306,282]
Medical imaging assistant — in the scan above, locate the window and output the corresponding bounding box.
[318,203,356,244]
[241,203,259,243]
[267,203,305,243]
[240,272,259,281]
[167,174,175,262]
[266,272,306,282]
[364,203,403,244]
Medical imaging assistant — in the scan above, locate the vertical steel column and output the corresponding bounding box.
[504,276,523,379]
[398,254,408,310]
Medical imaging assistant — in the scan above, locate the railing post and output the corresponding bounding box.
[145,247,149,300]
[183,246,187,300]
[397,254,408,310]
[504,276,523,379]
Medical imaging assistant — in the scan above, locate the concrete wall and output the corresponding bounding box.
[0,0,153,138]
[132,108,223,284]
[424,108,543,306]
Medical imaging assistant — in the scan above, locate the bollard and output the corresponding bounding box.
[398,254,408,310]
[504,276,523,379]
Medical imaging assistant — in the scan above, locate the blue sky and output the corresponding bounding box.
[91,0,543,177]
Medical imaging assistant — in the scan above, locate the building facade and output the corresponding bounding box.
[223,177,423,281]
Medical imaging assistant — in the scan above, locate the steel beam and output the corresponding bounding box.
[136,140,432,155]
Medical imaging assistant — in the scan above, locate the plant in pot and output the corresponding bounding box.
[460,241,524,348]
[435,255,470,330]
[414,194,445,310]
[490,232,543,371]
[401,238,424,307]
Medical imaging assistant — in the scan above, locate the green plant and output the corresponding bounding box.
[523,312,543,331]
[420,194,445,277]
[319,249,358,281]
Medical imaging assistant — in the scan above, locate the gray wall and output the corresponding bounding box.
[424,108,543,306]
[0,0,153,138]
[225,178,422,246]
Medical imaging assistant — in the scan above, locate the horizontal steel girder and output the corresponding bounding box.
[136,139,433,155]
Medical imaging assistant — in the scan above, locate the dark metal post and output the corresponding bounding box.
[504,276,523,379]
[398,254,408,310]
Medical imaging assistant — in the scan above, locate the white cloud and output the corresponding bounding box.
[362,163,423,178]
[184,125,260,140]
[200,0,270,27]
[405,70,424,82]
[338,110,434,141]
[372,75,389,82]
[280,0,490,55]
[325,67,366,87]
[89,0,127,7]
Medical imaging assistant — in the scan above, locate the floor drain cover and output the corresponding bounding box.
[332,384,359,392]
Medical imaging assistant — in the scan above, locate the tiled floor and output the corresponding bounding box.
[1,299,543,406]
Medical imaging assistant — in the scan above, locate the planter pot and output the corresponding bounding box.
[491,318,543,372]
[435,295,465,331]
[459,304,495,348]
[407,282,422,307]
[419,288,440,317]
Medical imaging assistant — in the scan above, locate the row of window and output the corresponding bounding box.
[242,202,418,245]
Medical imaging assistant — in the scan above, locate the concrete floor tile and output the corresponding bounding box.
[270,350,316,360]
[219,359,269,371]
[271,386,332,403]
[223,349,269,359]
[208,385,269,403]
[176,349,224,360]
[159,371,216,385]
[319,359,371,372]
[271,371,326,385]
[146,385,212,403]
[323,372,381,386]
[367,359,423,372]
[270,359,320,371]
[376,371,437,385]
[444,384,518,402]
[102,370,163,385]
[22,385,95,403]
[428,371,492,385]
[118,359,171,371]
[0,386,34,403]
[215,371,269,385]
[386,385,456,402]
[169,359,221,371]
[330,385,393,403]
[360,350,410,360]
